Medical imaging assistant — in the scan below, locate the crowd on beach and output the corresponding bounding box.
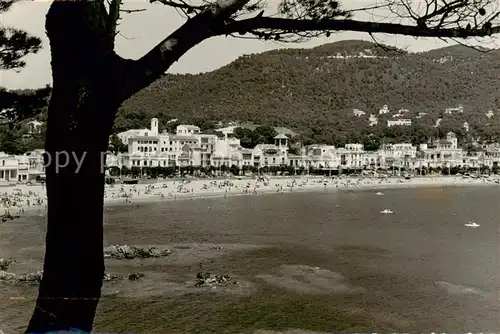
[0,174,499,219]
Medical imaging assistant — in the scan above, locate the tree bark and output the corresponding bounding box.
[26,2,121,332]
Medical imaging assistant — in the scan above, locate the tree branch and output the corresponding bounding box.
[120,8,146,13]
[120,0,251,100]
[223,16,500,38]
[108,0,121,49]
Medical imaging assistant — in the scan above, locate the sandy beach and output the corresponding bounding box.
[0,175,498,217]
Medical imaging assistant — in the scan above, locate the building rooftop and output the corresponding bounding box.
[172,135,198,141]
[129,136,159,141]
[177,125,200,130]
[274,133,288,139]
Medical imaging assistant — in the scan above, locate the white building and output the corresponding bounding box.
[26,120,43,134]
[305,145,339,169]
[444,105,463,114]
[117,127,152,145]
[379,143,417,169]
[122,119,236,169]
[418,132,464,168]
[368,114,378,126]
[337,144,365,169]
[486,110,494,118]
[105,118,500,173]
[14,149,46,182]
[387,119,412,127]
[463,121,470,132]
[176,124,201,136]
[353,109,366,117]
[378,105,390,115]
[214,125,240,136]
[253,134,289,168]
[0,152,19,184]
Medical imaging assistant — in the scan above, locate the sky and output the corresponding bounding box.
[0,0,497,89]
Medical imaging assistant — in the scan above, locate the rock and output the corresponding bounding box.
[128,273,145,281]
[0,258,12,270]
[0,213,19,223]
[1,270,143,285]
[194,273,236,287]
[148,246,172,257]
[104,245,171,259]
[18,270,43,284]
[103,273,123,281]
[0,270,16,281]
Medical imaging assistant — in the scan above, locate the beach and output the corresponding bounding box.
[0,175,498,217]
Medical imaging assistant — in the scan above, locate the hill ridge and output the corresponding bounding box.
[117,40,500,146]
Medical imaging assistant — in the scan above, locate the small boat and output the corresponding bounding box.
[380,209,394,214]
[376,192,384,195]
[464,221,480,228]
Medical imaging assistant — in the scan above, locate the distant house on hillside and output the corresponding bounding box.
[378,105,390,115]
[463,121,470,132]
[444,105,463,114]
[486,110,494,118]
[215,125,240,136]
[387,119,412,127]
[215,125,297,137]
[353,109,366,117]
[368,114,378,126]
[26,120,43,134]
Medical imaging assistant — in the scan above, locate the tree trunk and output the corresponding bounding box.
[24,0,232,331]
[26,2,120,332]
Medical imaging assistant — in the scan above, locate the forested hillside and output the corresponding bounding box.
[3,40,500,153]
[117,40,500,145]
